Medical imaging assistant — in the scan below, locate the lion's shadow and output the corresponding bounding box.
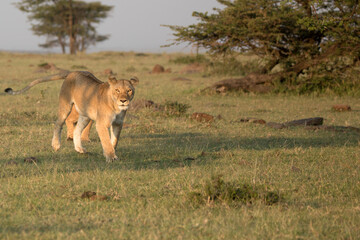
[1,130,358,176]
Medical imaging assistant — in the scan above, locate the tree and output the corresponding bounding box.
[166,0,360,93]
[16,0,113,54]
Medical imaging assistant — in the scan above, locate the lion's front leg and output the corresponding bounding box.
[110,123,123,149]
[96,121,118,162]
[110,111,126,150]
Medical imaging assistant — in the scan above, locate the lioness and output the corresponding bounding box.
[51,71,138,162]
[4,71,138,162]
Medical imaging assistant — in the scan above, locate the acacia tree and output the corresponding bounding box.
[166,0,360,92]
[16,0,113,54]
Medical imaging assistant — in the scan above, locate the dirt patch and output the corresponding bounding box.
[332,104,351,112]
[191,113,214,123]
[81,191,108,201]
[152,64,165,74]
[34,63,63,73]
[24,157,37,164]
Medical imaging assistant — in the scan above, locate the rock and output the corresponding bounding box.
[266,117,323,129]
[152,64,165,74]
[191,112,214,123]
[332,104,351,112]
[283,117,323,127]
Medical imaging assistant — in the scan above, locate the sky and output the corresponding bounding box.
[0,0,223,53]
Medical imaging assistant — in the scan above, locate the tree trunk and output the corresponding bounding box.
[68,0,76,55]
[58,36,66,54]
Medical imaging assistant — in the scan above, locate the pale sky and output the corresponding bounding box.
[0,0,222,53]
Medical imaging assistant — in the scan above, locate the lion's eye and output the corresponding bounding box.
[127,89,132,94]
[115,89,120,93]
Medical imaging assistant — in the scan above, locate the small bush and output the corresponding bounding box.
[163,101,190,117]
[170,54,208,64]
[188,175,281,206]
[272,56,360,95]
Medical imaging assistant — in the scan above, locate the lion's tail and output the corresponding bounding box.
[2,70,70,95]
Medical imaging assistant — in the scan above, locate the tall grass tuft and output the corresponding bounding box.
[188,175,281,206]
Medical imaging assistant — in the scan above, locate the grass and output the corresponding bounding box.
[0,51,360,239]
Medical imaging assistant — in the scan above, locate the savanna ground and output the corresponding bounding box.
[0,51,359,239]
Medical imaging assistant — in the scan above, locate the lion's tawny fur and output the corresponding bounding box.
[51,71,138,162]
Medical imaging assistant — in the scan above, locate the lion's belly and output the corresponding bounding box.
[71,81,100,120]
[73,96,98,121]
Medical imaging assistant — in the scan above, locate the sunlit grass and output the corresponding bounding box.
[0,52,359,239]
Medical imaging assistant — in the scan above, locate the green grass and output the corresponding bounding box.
[0,52,360,239]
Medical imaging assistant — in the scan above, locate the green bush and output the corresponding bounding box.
[163,101,191,117]
[170,54,208,64]
[273,61,360,96]
[188,175,281,206]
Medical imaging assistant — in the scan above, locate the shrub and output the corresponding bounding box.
[188,175,281,206]
[163,101,190,117]
[170,54,208,65]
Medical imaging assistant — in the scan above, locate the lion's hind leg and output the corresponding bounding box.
[52,100,73,152]
[81,120,93,142]
[66,105,92,142]
[65,105,78,141]
[73,115,91,154]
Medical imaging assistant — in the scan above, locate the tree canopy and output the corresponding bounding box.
[16,0,113,54]
[166,0,360,93]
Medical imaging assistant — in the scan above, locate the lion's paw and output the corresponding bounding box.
[75,146,87,154]
[106,154,118,163]
[52,142,61,152]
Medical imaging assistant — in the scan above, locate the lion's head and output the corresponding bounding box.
[108,76,139,111]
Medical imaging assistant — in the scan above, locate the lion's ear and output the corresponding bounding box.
[108,75,117,85]
[129,76,139,86]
